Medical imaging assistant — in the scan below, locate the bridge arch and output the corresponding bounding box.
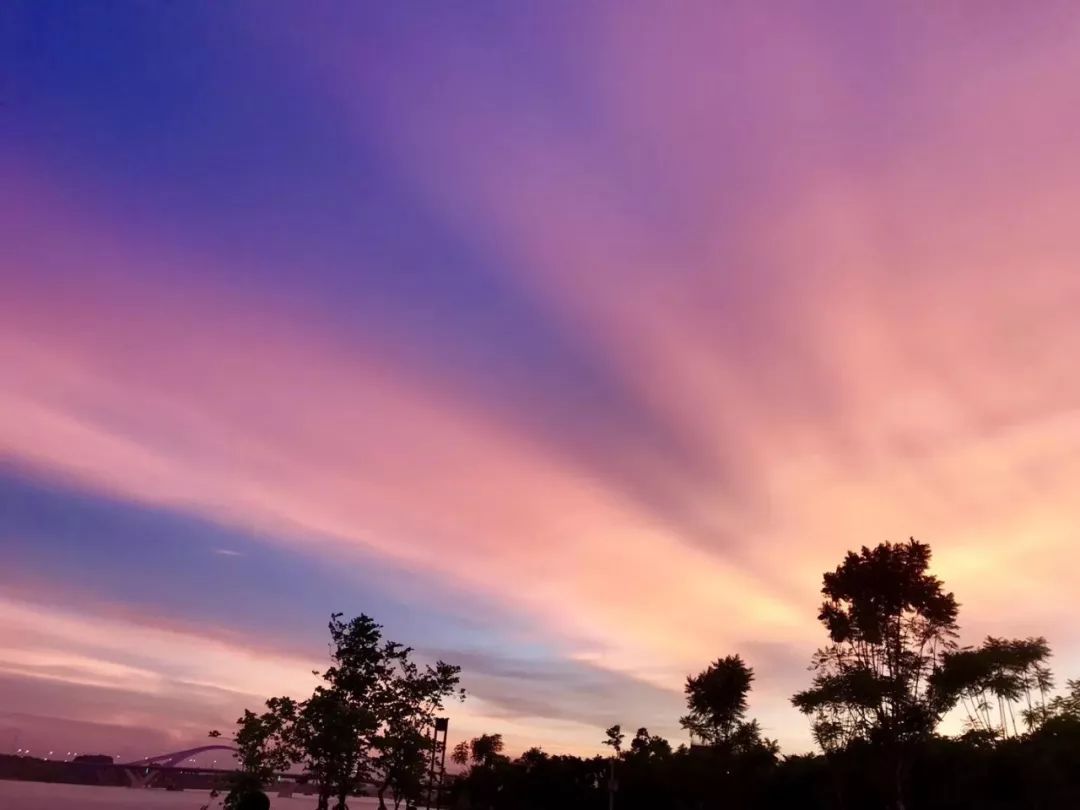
[124,744,238,768]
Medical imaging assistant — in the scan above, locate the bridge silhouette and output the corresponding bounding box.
[120,745,239,788]
[124,744,238,769]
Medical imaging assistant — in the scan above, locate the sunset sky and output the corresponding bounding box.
[5,1,1080,761]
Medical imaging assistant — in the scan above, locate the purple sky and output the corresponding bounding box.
[5,1,1080,760]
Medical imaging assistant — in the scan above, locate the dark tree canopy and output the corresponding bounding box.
[933,636,1053,737]
[680,655,754,745]
[629,727,672,759]
[442,537,1080,810]
[216,613,462,810]
[602,724,625,754]
[792,538,960,752]
[209,541,1080,810]
[452,733,507,769]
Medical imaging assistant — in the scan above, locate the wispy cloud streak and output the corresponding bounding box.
[6,1,1080,754]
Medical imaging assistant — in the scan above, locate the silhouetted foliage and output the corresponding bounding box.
[791,538,962,808]
[452,734,508,770]
[934,636,1053,737]
[680,655,754,745]
[209,698,298,808]
[1047,677,1080,719]
[450,734,510,809]
[446,537,1080,810]
[206,541,1080,810]
[215,613,462,810]
[369,639,462,810]
[601,725,624,754]
[792,540,959,749]
[628,727,671,759]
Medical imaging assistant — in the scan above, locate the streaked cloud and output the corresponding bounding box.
[5,1,1080,756]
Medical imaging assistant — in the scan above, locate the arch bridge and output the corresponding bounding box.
[121,745,238,788]
[124,744,238,768]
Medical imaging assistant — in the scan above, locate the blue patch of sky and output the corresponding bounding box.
[0,466,540,660]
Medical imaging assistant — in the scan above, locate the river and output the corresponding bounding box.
[0,781,388,809]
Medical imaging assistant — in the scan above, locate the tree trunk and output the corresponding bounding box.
[889,760,907,810]
[888,748,907,810]
[1024,681,1034,728]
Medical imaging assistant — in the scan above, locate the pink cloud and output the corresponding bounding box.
[1,169,810,738]
[285,0,1080,727]
[9,4,1080,752]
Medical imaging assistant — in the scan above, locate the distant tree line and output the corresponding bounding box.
[222,539,1080,809]
[450,539,1080,810]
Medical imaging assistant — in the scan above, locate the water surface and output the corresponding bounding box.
[0,781,386,809]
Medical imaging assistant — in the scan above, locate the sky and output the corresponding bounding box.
[5,0,1080,761]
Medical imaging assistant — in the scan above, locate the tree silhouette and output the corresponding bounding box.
[628,727,671,759]
[934,636,1052,737]
[218,613,462,810]
[451,734,506,769]
[1048,678,1080,719]
[450,733,508,810]
[602,725,624,810]
[212,698,298,809]
[450,741,470,767]
[602,725,624,754]
[791,539,960,809]
[203,553,1080,810]
[680,655,756,746]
